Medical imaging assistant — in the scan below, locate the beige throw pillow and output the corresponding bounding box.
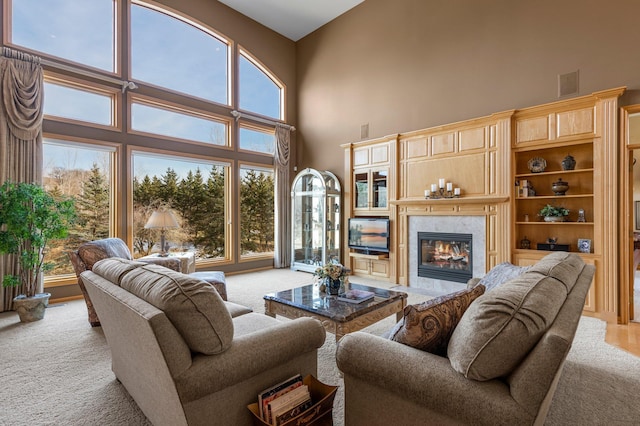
[388,284,485,356]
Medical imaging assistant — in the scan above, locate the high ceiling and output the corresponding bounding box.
[218,0,365,41]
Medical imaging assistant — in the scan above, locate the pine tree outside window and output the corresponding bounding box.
[43,140,116,277]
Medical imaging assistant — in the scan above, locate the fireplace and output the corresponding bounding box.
[418,232,472,283]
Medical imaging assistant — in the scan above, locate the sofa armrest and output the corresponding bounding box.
[174,317,326,401]
[336,332,529,424]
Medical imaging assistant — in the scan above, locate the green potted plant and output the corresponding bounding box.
[538,204,570,222]
[0,181,76,322]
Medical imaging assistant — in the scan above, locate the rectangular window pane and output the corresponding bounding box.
[43,139,115,277]
[132,152,229,260]
[239,126,275,155]
[44,81,114,126]
[240,165,274,256]
[131,102,227,145]
[11,0,115,72]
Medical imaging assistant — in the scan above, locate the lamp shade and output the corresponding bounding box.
[144,210,179,229]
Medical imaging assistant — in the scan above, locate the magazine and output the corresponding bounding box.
[337,289,375,304]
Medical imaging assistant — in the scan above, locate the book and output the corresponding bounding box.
[268,385,311,424]
[258,374,303,423]
[337,289,375,304]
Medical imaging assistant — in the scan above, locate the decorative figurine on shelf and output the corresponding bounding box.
[551,178,569,196]
[520,236,531,249]
[562,154,577,171]
[577,208,586,222]
[528,157,547,173]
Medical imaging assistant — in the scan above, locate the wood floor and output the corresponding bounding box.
[606,321,640,357]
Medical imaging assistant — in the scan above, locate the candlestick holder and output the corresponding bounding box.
[425,187,460,199]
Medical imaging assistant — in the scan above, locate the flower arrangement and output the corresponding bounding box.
[314,261,350,295]
[314,262,350,281]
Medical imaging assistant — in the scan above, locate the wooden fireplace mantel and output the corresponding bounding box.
[390,195,509,207]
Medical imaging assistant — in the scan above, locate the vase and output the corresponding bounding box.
[551,178,569,196]
[327,278,341,295]
[561,154,576,170]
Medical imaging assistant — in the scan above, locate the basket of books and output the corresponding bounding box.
[248,374,338,426]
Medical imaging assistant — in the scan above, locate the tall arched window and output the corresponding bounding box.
[130,2,229,104]
[5,0,285,285]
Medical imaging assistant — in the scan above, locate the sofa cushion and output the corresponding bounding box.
[476,261,530,292]
[387,284,485,356]
[119,263,234,355]
[77,238,134,270]
[448,253,583,381]
[93,258,146,285]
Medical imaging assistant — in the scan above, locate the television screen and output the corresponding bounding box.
[348,218,390,253]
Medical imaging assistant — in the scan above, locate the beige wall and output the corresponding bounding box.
[296,0,640,181]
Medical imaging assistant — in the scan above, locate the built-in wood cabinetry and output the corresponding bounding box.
[351,139,395,215]
[511,88,624,319]
[341,87,626,322]
[349,252,390,278]
[342,135,398,280]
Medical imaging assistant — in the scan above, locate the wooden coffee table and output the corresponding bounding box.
[264,283,407,342]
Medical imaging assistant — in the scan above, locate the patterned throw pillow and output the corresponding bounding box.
[387,284,485,356]
[477,262,530,292]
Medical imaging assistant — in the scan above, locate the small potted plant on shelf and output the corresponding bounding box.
[0,181,76,322]
[538,204,570,222]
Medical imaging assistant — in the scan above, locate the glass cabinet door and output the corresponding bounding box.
[372,169,388,208]
[354,171,369,208]
[291,168,341,272]
[353,168,388,211]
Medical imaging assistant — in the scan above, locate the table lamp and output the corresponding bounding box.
[144,209,179,257]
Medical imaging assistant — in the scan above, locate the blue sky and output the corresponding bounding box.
[19,0,281,180]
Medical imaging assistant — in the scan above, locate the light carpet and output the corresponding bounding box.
[1,269,639,425]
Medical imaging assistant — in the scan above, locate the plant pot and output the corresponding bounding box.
[544,216,566,223]
[13,293,51,322]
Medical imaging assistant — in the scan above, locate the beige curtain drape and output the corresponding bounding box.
[273,124,291,268]
[0,47,44,311]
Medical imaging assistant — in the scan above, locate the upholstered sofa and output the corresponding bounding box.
[82,258,326,426]
[336,252,594,426]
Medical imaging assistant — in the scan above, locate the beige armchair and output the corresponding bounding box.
[336,252,595,426]
[81,258,326,426]
[69,238,181,326]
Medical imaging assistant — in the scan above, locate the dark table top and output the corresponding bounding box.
[263,282,407,322]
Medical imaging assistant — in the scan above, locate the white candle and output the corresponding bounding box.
[446,182,453,191]
[431,184,437,192]
[439,178,445,188]
[454,188,461,196]
[424,189,430,198]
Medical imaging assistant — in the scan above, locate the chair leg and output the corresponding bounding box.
[78,277,101,327]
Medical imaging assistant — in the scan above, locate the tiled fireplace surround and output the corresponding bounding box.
[409,215,486,295]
